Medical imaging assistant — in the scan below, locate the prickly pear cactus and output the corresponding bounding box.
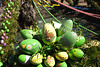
[42,23,56,44]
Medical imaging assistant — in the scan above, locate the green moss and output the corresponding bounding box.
[82,46,100,66]
[65,40,100,67]
[0,0,20,63]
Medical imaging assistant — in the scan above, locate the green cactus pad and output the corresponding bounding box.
[20,39,42,54]
[58,19,73,36]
